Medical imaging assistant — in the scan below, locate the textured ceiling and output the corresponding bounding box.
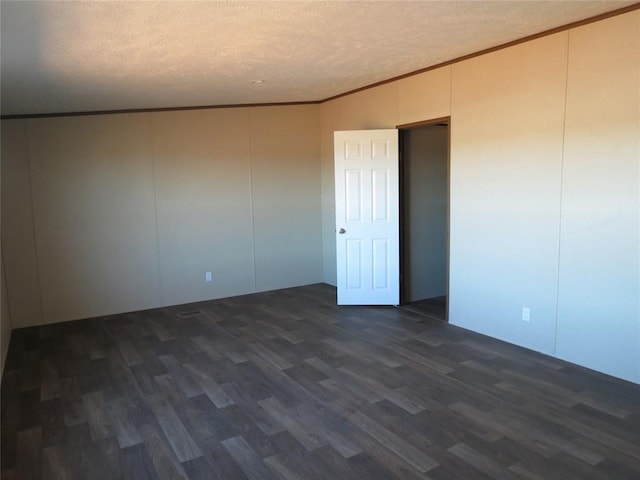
[1,1,636,116]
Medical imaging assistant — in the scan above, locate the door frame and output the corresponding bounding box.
[397,116,451,321]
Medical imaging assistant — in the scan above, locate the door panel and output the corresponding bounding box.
[372,169,389,221]
[334,129,399,305]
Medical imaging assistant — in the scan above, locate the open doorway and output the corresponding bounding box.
[399,119,450,321]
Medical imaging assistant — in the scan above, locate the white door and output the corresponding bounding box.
[334,129,399,305]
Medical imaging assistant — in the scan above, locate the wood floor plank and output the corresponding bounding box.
[264,452,313,480]
[157,355,204,399]
[448,401,559,458]
[41,399,65,447]
[42,444,71,480]
[306,356,385,403]
[117,339,144,367]
[190,336,224,363]
[138,423,189,480]
[221,435,278,480]
[337,365,427,414]
[40,359,61,402]
[345,428,433,480]
[20,350,41,392]
[220,382,286,436]
[246,342,293,371]
[181,453,240,480]
[345,408,439,473]
[82,391,113,441]
[146,395,202,463]
[256,320,304,345]
[15,427,42,480]
[119,443,160,480]
[258,396,326,451]
[107,397,143,449]
[305,445,361,480]
[182,362,235,408]
[447,442,520,480]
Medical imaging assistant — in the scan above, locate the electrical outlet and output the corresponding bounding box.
[522,307,530,322]
[205,272,212,282]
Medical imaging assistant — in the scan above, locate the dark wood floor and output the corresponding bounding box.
[2,283,640,480]
[401,296,447,322]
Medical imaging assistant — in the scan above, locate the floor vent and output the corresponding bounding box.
[177,310,203,318]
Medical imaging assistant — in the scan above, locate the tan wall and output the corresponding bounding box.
[1,104,322,327]
[1,134,12,372]
[320,11,639,382]
[27,115,162,324]
[1,120,43,327]
[555,12,640,380]
[1,255,11,373]
[249,106,322,292]
[1,128,14,373]
[151,109,254,306]
[449,32,568,355]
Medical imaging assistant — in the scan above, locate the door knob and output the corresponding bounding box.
[338,228,346,234]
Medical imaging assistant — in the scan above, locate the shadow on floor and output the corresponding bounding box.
[401,295,447,321]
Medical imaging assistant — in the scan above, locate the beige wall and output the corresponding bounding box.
[249,106,322,292]
[320,11,639,382]
[556,12,640,380]
[1,140,12,373]
[1,120,43,327]
[27,114,162,324]
[1,129,14,373]
[151,108,254,306]
[1,255,11,373]
[449,32,568,355]
[1,104,322,327]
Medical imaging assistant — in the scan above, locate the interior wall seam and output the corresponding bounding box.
[637,11,640,381]
[247,108,258,292]
[1,251,13,370]
[149,114,166,307]
[553,31,572,356]
[22,118,47,326]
